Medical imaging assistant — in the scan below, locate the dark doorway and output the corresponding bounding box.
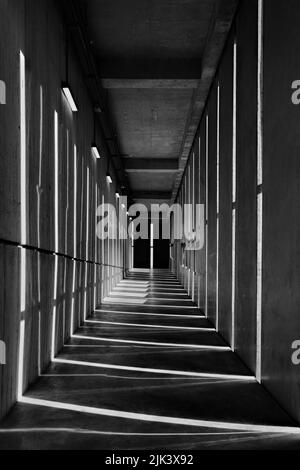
[134,238,150,268]
[153,239,170,269]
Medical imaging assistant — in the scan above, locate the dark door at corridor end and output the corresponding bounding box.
[133,218,170,269]
[134,239,151,269]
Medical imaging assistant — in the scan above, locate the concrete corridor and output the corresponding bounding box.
[1,0,300,452]
[0,270,300,450]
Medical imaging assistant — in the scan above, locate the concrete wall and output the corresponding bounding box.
[207,85,217,325]
[0,0,124,419]
[235,0,258,373]
[172,0,300,424]
[199,119,207,312]
[262,0,300,422]
[218,31,233,345]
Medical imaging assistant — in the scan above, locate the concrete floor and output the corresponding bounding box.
[1,270,300,450]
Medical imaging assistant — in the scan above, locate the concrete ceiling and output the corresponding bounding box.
[82,0,238,203]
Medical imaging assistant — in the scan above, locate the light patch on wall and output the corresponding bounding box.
[36,88,44,376]
[0,80,6,104]
[18,52,27,400]
[17,318,25,401]
[20,52,27,245]
[54,111,59,253]
[150,223,154,269]
[18,247,27,399]
[86,167,90,258]
[37,253,42,376]
[84,262,88,321]
[0,341,6,365]
[51,255,58,361]
[231,38,237,351]
[37,86,44,250]
[216,83,220,332]
[73,145,77,257]
[205,115,209,318]
[101,195,105,300]
[84,168,90,321]
[94,184,98,310]
[198,136,201,309]
[70,260,76,337]
[65,130,70,252]
[256,0,264,383]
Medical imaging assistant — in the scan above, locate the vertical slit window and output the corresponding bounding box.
[198,136,201,308]
[231,38,237,350]
[73,145,77,258]
[205,114,209,318]
[54,111,59,253]
[18,52,26,401]
[256,0,264,383]
[216,82,220,331]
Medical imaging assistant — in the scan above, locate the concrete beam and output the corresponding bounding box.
[102,79,199,89]
[132,191,172,200]
[171,0,239,202]
[124,158,178,173]
[99,59,202,79]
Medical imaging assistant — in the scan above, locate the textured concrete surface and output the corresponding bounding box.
[77,0,239,202]
[262,0,300,422]
[218,30,234,346]
[0,270,299,450]
[235,0,258,374]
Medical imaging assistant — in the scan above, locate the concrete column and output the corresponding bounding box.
[262,0,300,422]
[234,0,258,371]
[199,120,207,312]
[207,84,217,325]
[218,31,234,344]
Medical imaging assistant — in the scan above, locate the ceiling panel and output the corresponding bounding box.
[87,0,215,60]
[83,0,219,202]
[107,88,194,159]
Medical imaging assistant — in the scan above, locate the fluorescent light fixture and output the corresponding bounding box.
[106,174,112,184]
[115,192,120,199]
[62,82,78,112]
[91,144,101,159]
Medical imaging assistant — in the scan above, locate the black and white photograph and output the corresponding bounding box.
[0,0,300,454]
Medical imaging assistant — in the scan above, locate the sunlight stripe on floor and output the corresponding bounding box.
[18,397,300,434]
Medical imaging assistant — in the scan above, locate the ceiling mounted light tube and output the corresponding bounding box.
[91,143,101,159]
[115,192,120,199]
[62,82,78,112]
[106,174,112,184]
